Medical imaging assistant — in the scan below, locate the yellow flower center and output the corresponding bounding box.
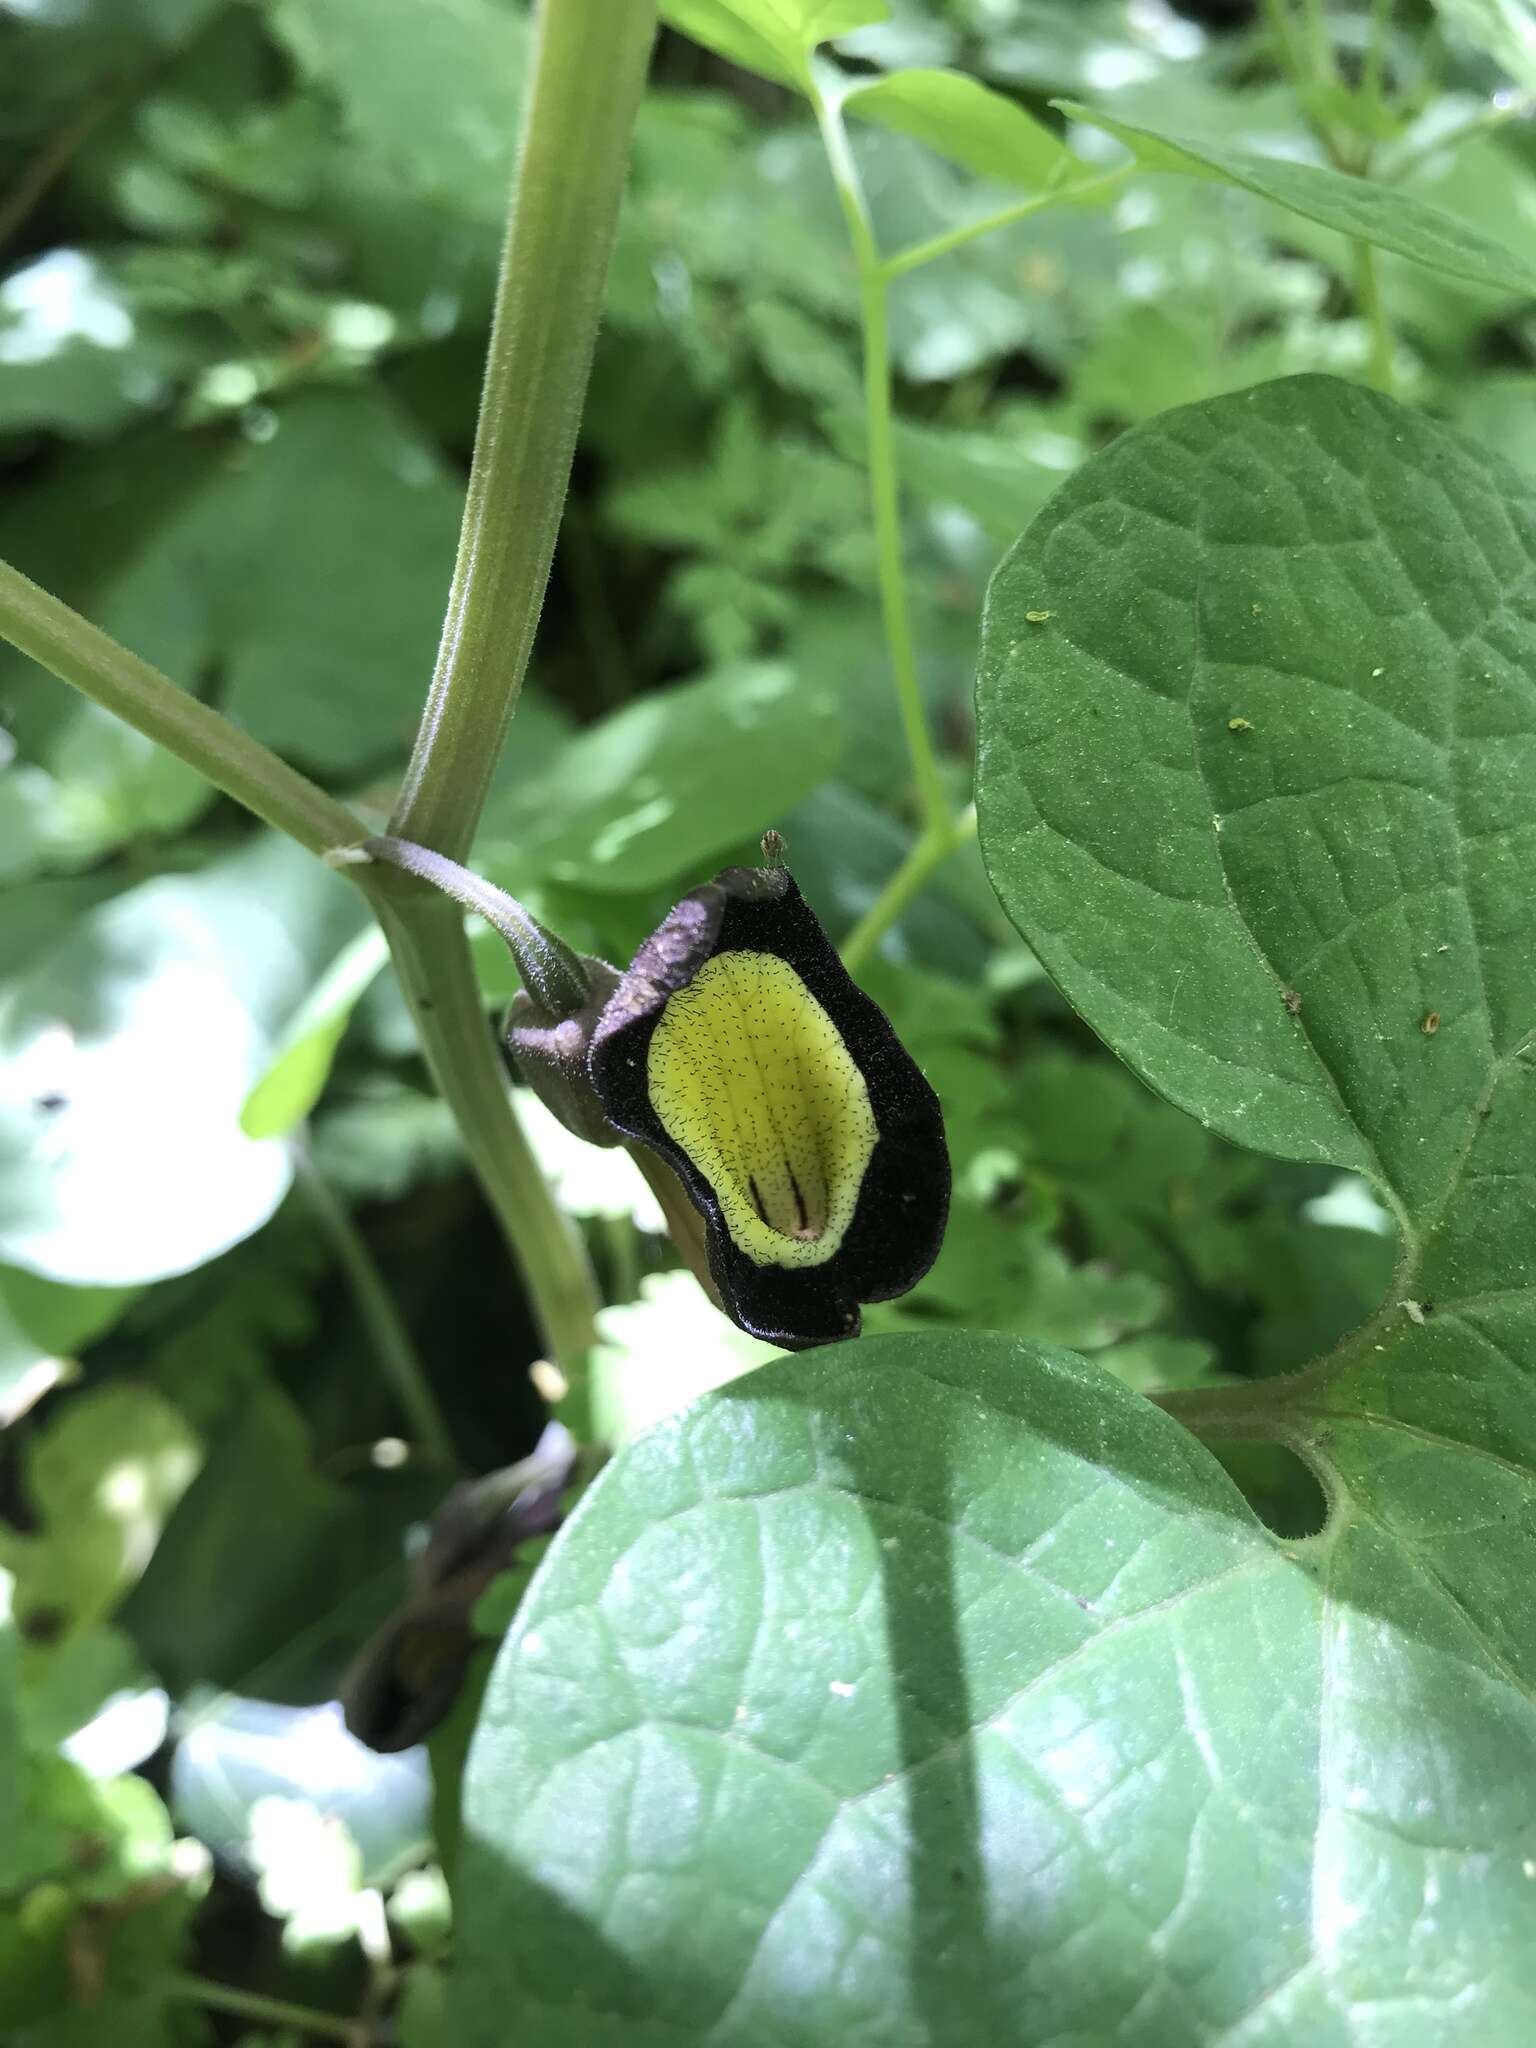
[646,950,878,1268]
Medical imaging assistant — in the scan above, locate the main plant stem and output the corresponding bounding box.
[390,0,658,863]
[377,900,599,1428]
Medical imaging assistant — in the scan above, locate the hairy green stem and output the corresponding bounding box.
[164,1974,364,2043]
[377,900,600,1420]
[389,0,658,862]
[297,1151,458,1466]
[809,77,950,839]
[841,805,977,979]
[0,559,361,857]
[883,168,1130,279]
[1353,238,1396,394]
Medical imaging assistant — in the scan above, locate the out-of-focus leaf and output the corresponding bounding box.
[0,388,463,776]
[240,924,391,1140]
[389,1863,452,1953]
[172,1695,429,1888]
[1063,102,1536,295]
[397,1961,448,2048]
[1,1611,202,2029]
[843,69,1074,189]
[660,0,887,84]
[0,695,212,884]
[0,1294,70,1431]
[513,1092,664,1231]
[591,1271,779,1447]
[780,782,993,978]
[125,1204,328,1436]
[0,250,212,440]
[481,664,841,894]
[0,1386,201,1646]
[309,1081,463,1203]
[1431,0,1536,92]
[269,0,527,218]
[1451,369,1536,474]
[0,835,366,1286]
[118,1384,369,1695]
[33,1627,164,1762]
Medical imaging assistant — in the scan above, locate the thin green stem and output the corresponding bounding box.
[1261,0,1304,83]
[882,167,1130,280]
[1299,0,1338,83]
[1352,238,1396,394]
[808,77,949,838]
[376,899,600,1425]
[1362,0,1392,105]
[841,804,977,979]
[389,0,658,863]
[296,1151,458,1466]
[164,1973,365,2043]
[0,558,361,858]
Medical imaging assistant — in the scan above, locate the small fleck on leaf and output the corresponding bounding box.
[1421,1010,1441,1035]
[1282,989,1303,1015]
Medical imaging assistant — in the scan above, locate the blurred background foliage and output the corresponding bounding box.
[0,0,1530,2037]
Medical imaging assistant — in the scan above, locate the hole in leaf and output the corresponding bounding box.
[1213,1440,1328,1540]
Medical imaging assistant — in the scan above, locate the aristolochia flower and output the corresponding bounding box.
[589,859,949,1349]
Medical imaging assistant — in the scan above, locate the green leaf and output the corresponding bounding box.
[660,0,887,85]
[0,1293,69,1431]
[1061,103,1536,296]
[240,924,391,1141]
[0,693,212,885]
[0,834,367,1286]
[0,250,215,442]
[268,0,528,218]
[0,389,464,778]
[480,664,842,894]
[842,69,1073,189]
[449,1336,1319,2043]
[978,375,1526,1195]
[0,1385,201,1645]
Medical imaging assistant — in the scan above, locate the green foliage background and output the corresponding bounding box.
[2,0,1534,2041]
